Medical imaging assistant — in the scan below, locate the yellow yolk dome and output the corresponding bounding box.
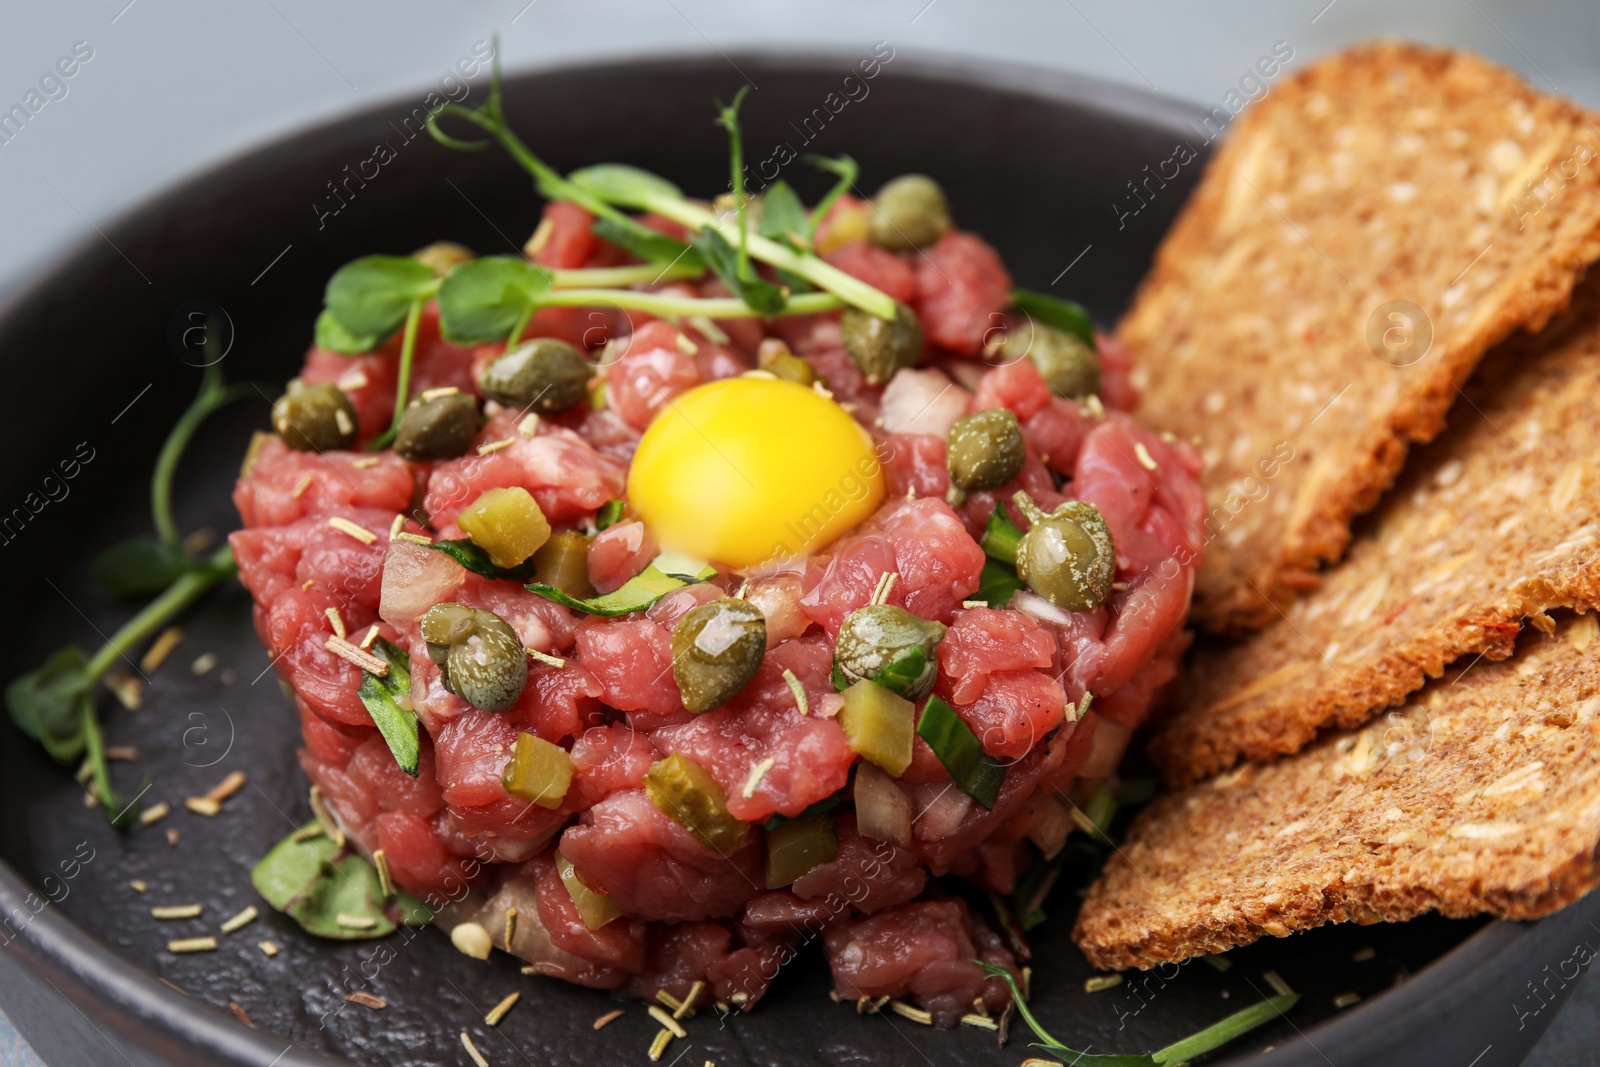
[627,376,887,568]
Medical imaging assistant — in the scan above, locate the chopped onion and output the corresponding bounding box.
[1026,794,1074,859]
[1076,715,1132,779]
[853,761,912,846]
[379,540,466,628]
[878,368,971,437]
[1011,590,1077,627]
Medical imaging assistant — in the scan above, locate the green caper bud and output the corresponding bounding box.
[1003,323,1101,399]
[478,339,592,415]
[272,383,358,452]
[1013,492,1116,612]
[841,302,924,386]
[868,174,952,252]
[420,602,527,713]
[834,604,945,701]
[671,598,767,713]
[394,392,479,460]
[946,409,1025,502]
[412,241,475,277]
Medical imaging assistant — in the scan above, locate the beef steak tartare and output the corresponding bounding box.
[231,127,1204,1025]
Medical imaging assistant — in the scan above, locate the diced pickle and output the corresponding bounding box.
[531,531,596,598]
[500,732,574,809]
[837,680,915,777]
[644,753,748,855]
[458,486,552,569]
[556,853,625,930]
[764,814,839,889]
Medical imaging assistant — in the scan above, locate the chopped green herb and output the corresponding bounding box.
[527,563,690,617]
[915,696,1005,810]
[980,503,1024,564]
[251,824,429,940]
[429,538,540,582]
[978,962,1299,1066]
[357,640,419,776]
[975,559,1023,608]
[594,499,625,531]
[1011,288,1096,347]
[692,227,787,314]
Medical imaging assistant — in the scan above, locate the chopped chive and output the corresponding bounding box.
[915,697,1005,810]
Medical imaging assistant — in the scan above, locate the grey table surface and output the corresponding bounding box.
[2,1,1598,1065]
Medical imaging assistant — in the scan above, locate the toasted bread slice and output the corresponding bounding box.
[1075,614,1600,971]
[1120,42,1600,634]
[1148,272,1600,784]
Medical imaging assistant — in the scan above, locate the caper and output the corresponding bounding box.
[1012,492,1116,612]
[841,301,924,386]
[946,408,1025,502]
[394,392,479,460]
[412,241,475,277]
[834,604,945,701]
[671,598,767,713]
[420,602,528,713]
[1003,323,1101,399]
[868,174,952,252]
[272,383,358,452]
[477,339,592,415]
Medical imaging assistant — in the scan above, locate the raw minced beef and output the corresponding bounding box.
[231,197,1205,1021]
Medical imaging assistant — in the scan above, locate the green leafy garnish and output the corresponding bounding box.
[595,500,625,531]
[427,538,540,582]
[1011,287,1096,347]
[92,537,215,600]
[7,647,96,765]
[435,256,553,344]
[251,824,430,940]
[356,640,419,777]
[980,503,1024,564]
[323,255,440,340]
[979,962,1299,1066]
[314,308,388,355]
[975,559,1023,608]
[758,181,808,245]
[693,227,787,314]
[805,154,860,241]
[916,696,1005,810]
[567,163,686,210]
[1009,845,1065,932]
[527,563,690,617]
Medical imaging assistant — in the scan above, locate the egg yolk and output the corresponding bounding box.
[627,376,886,568]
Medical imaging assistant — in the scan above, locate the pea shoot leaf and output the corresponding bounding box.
[805,154,860,239]
[435,256,553,344]
[92,536,226,600]
[1011,288,1096,347]
[314,309,389,355]
[356,639,419,777]
[324,255,439,340]
[251,824,431,940]
[568,164,684,209]
[5,646,92,763]
[916,696,1005,810]
[759,181,809,245]
[590,217,704,267]
[692,227,787,314]
[428,538,540,582]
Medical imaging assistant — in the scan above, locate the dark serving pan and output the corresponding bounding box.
[0,49,1592,1067]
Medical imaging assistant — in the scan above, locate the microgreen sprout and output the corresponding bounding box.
[978,962,1299,1066]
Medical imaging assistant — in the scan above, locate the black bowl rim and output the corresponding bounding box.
[0,43,1571,1067]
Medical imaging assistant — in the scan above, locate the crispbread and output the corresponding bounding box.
[1074,614,1600,971]
[1147,273,1600,784]
[1119,42,1600,634]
